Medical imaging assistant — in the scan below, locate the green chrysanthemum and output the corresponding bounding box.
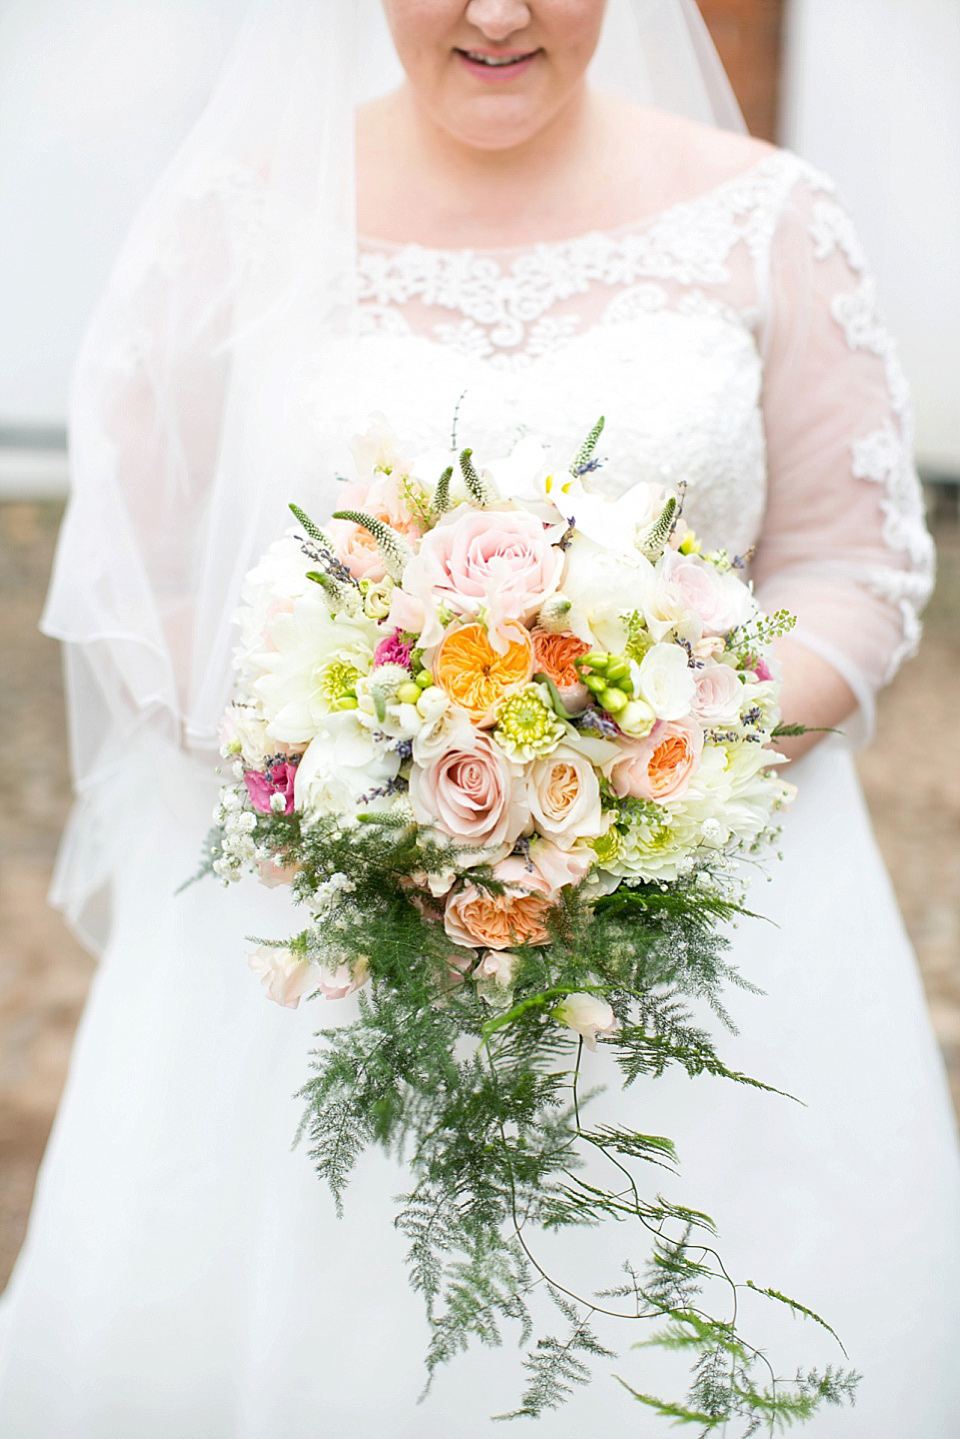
[493,684,566,762]
[319,659,361,702]
[589,826,622,868]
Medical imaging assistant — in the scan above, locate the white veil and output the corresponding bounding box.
[41,0,745,951]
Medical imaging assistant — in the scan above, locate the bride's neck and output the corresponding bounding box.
[356,85,613,249]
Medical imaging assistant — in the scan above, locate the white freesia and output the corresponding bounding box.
[355,668,423,742]
[254,594,378,743]
[564,480,667,554]
[482,436,582,520]
[634,643,696,720]
[219,703,271,769]
[412,686,474,764]
[554,993,617,1050]
[561,534,656,651]
[294,711,400,820]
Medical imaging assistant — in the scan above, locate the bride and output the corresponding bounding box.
[2,1,959,1434]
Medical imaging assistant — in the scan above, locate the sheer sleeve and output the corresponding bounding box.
[752,172,935,742]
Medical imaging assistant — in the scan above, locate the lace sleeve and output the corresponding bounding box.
[752,170,935,740]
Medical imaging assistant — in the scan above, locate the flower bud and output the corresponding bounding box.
[536,593,573,634]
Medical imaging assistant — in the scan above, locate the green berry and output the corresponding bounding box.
[416,669,434,689]
[605,658,630,683]
[333,696,359,711]
[582,651,608,671]
[396,682,422,706]
[584,673,608,696]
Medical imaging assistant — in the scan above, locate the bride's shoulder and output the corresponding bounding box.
[601,96,786,217]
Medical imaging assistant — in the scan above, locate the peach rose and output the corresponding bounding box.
[433,620,533,726]
[531,628,591,713]
[608,717,704,803]
[327,475,423,583]
[409,731,529,851]
[527,746,604,847]
[443,857,554,950]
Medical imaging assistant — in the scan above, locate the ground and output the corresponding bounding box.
[1,499,957,1289]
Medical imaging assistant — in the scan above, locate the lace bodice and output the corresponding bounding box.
[291,151,932,729]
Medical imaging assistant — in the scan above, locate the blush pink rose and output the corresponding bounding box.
[608,717,704,803]
[690,662,743,724]
[660,550,753,637]
[527,838,594,896]
[400,506,564,647]
[443,857,553,950]
[409,732,529,851]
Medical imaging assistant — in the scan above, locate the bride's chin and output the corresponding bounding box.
[430,87,576,155]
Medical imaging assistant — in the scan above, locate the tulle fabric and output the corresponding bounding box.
[40,0,746,953]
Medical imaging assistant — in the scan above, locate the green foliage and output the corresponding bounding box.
[209,803,858,1428]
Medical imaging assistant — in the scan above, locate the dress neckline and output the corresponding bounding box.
[357,150,792,260]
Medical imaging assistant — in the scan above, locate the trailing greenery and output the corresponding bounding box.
[214,803,859,1429]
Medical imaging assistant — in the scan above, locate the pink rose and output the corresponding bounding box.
[244,760,298,815]
[527,838,594,895]
[660,550,754,637]
[443,857,553,950]
[690,662,743,724]
[409,733,529,851]
[608,717,704,802]
[400,506,564,647]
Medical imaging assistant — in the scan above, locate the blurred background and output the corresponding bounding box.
[1,0,958,1287]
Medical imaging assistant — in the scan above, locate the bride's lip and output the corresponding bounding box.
[454,47,542,83]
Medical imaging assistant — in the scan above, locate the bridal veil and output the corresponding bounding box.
[41,0,747,952]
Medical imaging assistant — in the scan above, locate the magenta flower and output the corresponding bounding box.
[373,632,413,669]
[245,760,298,816]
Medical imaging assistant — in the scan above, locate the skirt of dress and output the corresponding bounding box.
[1,733,959,1438]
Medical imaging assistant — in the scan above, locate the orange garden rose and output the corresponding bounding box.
[443,858,553,950]
[531,627,591,713]
[433,621,534,726]
[608,717,704,802]
[531,628,591,689]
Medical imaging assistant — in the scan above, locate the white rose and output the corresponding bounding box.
[294,712,400,820]
[528,745,605,847]
[634,643,696,720]
[554,993,617,1051]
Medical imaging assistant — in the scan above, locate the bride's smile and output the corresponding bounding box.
[381,0,606,151]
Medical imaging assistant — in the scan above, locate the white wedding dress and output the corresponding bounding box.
[2,149,959,1437]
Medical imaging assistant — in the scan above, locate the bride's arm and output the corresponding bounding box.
[751,171,934,759]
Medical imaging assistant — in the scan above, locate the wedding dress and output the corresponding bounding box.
[2,140,959,1436]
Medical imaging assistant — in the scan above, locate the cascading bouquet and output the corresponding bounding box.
[204,416,858,1429]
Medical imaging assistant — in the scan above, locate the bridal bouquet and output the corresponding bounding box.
[205,418,857,1429]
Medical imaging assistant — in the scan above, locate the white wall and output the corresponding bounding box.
[782,0,960,474]
[0,0,240,430]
